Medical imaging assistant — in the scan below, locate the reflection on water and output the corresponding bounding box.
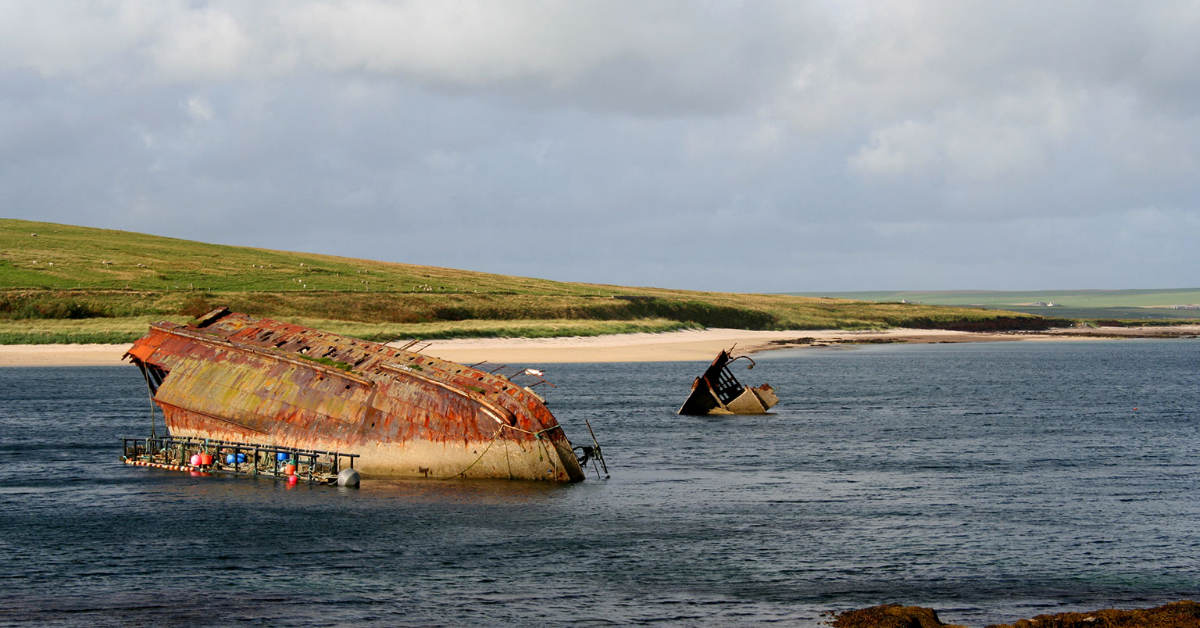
[1,341,1198,627]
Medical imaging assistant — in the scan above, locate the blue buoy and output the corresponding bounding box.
[276,452,289,462]
[225,453,236,465]
[236,453,247,464]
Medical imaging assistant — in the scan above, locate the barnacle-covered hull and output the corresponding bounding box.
[125,309,584,482]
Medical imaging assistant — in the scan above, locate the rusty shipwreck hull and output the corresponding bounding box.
[124,309,584,482]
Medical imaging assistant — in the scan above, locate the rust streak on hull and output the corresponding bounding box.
[125,308,584,482]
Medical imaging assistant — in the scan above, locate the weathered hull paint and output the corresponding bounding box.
[708,384,779,415]
[125,310,584,482]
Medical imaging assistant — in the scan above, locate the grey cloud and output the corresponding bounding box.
[1,1,1198,292]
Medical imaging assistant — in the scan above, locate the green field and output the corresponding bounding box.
[787,290,1200,321]
[1,219,1079,344]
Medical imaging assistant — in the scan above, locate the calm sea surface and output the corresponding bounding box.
[1,340,1197,627]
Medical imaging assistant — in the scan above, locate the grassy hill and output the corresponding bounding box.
[789,290,1200,321]
[1,219,1065,344]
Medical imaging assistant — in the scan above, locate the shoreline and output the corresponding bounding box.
[0,325,1196,367]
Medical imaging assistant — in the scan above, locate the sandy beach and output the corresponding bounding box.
[0,343,135,367]
[1,325,1196,367]
[420,327,1020,364]
[419,324,1200,364]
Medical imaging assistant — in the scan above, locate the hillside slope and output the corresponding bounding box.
[1,219,1058,344]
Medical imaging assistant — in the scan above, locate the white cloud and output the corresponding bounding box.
[152,6,251,80]
[0,2,158,77]
[1,1,824,114]
[850,77,1087,186]
[184,95,214,122]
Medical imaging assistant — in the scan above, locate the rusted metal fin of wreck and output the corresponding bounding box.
[678,348,778,415]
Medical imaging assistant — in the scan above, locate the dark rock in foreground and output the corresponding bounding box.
[828,601,1200,628]
[828,604,965,628]
[983,600,1200,628]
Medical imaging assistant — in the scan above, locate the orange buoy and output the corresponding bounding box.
[199,453,213,466]
[284,464,296,476]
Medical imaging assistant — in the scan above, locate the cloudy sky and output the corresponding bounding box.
[2,1,1198,292]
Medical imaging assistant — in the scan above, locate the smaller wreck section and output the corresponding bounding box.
[678,348,778,415]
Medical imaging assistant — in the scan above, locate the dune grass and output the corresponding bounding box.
[278,317,702,341]
[0,314,700,345]
[0,315,188,344]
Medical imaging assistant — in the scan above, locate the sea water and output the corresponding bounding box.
[0,340,1197,627]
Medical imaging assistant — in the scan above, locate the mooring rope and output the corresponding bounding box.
[442,437,499,480]
[443,419,566,480]
[497,423,562,439]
